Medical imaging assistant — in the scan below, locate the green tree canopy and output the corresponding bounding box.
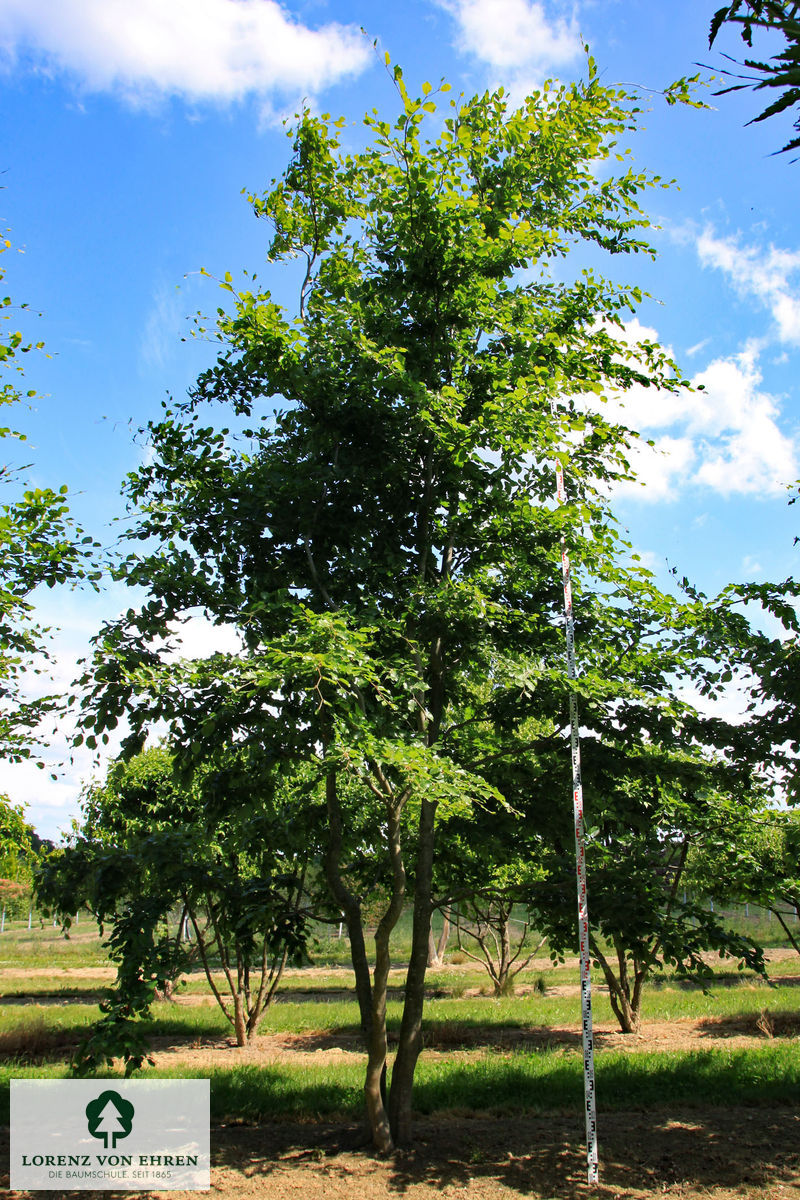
[78,57,710,1149]
[689,806,800,952]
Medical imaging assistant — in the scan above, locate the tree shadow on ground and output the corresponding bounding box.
[0,989,106,1005]
[2,1108,798,1196]
[0,1025,82,1064]
[272,986,409,1002]
[205,1108,800,1198]
[651,971,800,991]
[263,1023,628,1052]
[697,1010,800,1039]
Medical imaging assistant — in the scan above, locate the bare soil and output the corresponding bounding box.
[159,1108,800,1199]
[2,1109,799,1200]
[143,1007,800,1072]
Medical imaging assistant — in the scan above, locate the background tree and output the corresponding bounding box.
[0,794,33,869]
[450,895,546,999]
[79,59,695,1149]
[675,574,800,799]
[432,570,769,1033]
[690,807,800,953]
[536,778,766,1034]
[428,704,551,997]
[532,571,769,1033]
[0,795,40,921]
[0,234,99,764]
[708,1,800,156]
[38,746,311,1071]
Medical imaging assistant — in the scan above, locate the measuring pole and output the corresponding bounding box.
[554,450,599,1185]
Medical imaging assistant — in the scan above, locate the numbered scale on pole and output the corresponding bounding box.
[554,448,599,1185]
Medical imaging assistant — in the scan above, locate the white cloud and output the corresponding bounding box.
[676,680,750,727]
[0,0,370,106]
[596,329,797,502]
[0,591,245,841]
[691,348,797,495]
[162,613,243,661]
[614,433,696,503]
[697,228,800,345]
[628,547,658,572]
[440,0,581,78]
[141,275,206,369]
[593,318,695,436]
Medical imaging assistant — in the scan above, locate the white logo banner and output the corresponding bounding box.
[11,1079,210,1191]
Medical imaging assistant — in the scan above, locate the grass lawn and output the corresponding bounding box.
[0,916,796,1123]
[1,918,799,1196]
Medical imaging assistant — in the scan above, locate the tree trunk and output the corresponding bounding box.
[232,993,247,1047]
[496,905,512,996]
[246,943,289,1040]
[612,986,640,1033]
[772,906,800,956]
[590,934,640,1034]
[437,907,451,961]
[427,906,452,967]
[388,798,437,1145]
[364,796,406,1154]
[427,927,441,968]
[324,770,373,1039]
[613,938,641,1033]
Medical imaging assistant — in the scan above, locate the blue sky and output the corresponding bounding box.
[1,0,799,838]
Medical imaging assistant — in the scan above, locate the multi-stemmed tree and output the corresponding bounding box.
[78,58,704,1149]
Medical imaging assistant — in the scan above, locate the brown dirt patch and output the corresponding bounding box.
[0,1008,782,1072]
[140,1009,800,1073]
[2,1108,800,1199]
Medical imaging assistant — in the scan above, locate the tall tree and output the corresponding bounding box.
[80,58,692,1149]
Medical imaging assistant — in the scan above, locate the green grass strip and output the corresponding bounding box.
[2,1044,798,1126]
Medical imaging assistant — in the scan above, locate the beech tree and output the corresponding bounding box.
[0,796,38,920]
[432,571,769,1032]
[0,795,33,869]
[80,58,694,1149]
[707,578,800,796]
[536,774,766,1033]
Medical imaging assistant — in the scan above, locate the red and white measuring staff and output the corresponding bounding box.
[554,449,599,1185]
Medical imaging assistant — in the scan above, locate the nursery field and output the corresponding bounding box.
[1,925,800,1198]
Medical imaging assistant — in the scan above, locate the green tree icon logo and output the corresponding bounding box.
[85,1090,135,1149]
